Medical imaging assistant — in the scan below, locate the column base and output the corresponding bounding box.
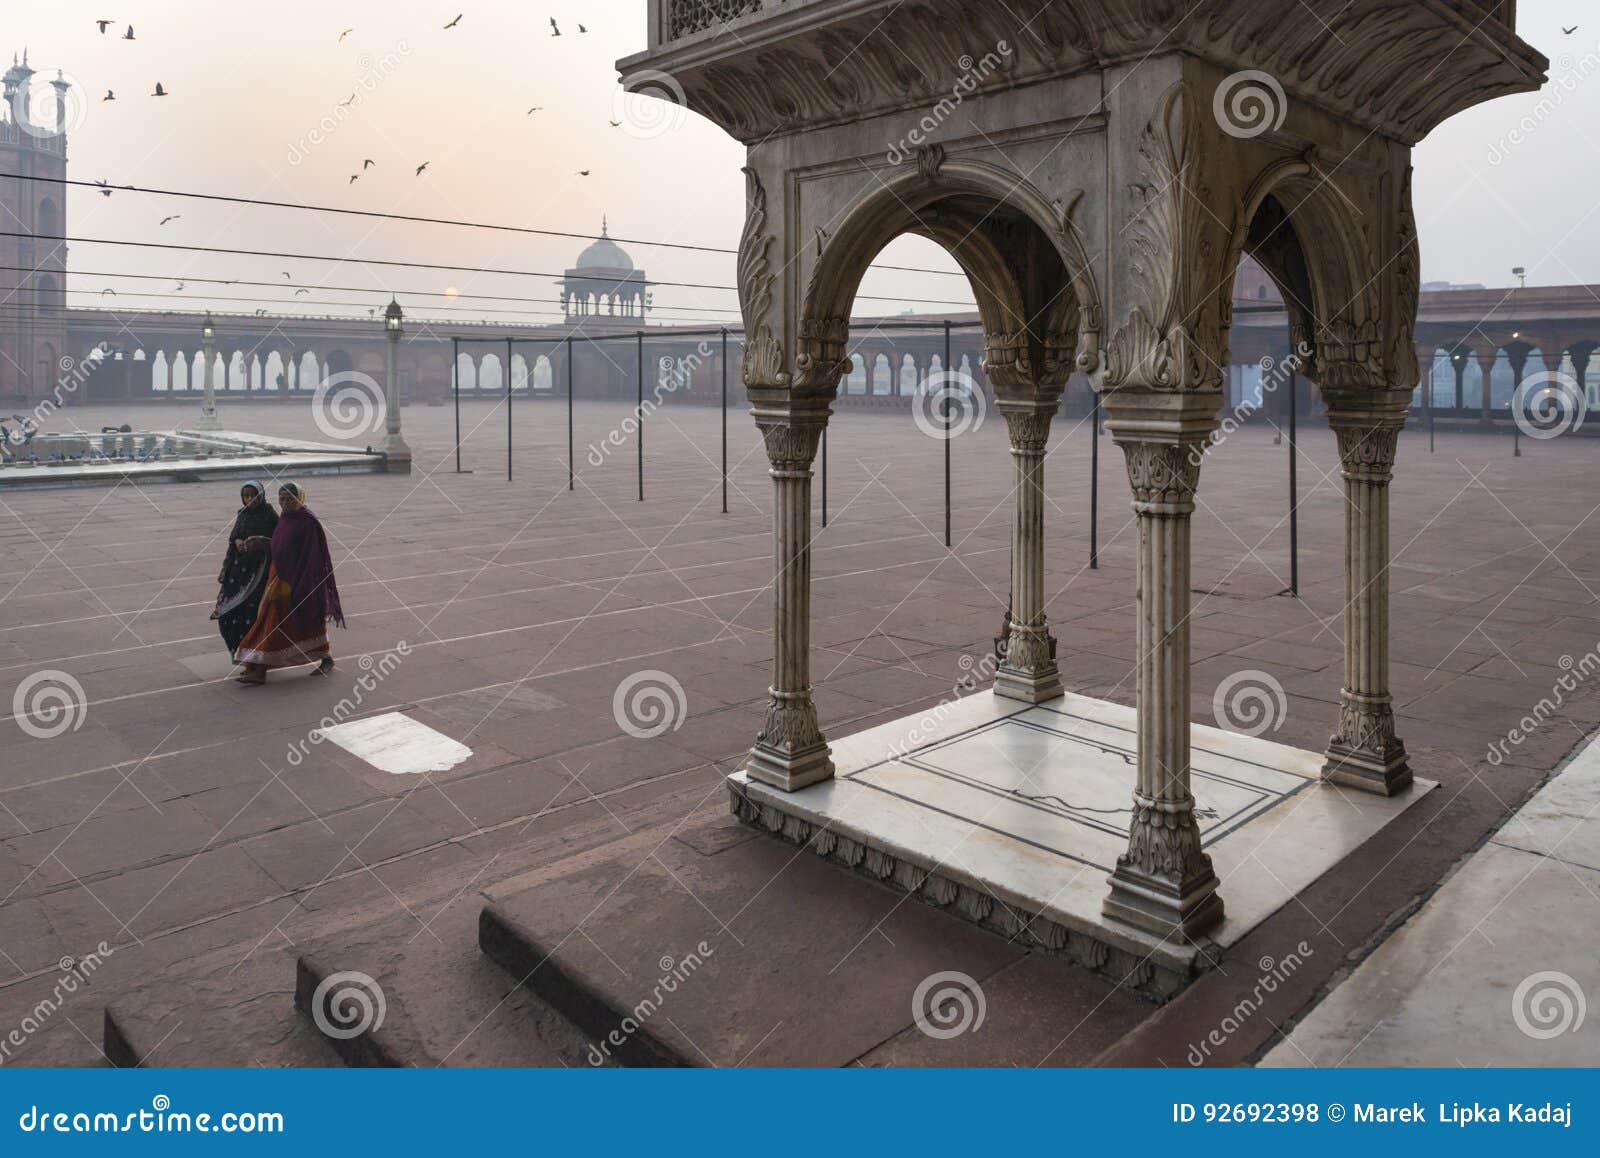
[745,739,834,793]
[1103,860,1225,943]
[1323,740,1413,796]
[994,665,1064,704]
[193,414,222,431]
[384,437,413,473]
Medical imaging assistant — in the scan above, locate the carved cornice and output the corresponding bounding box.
[640,1,1544,146]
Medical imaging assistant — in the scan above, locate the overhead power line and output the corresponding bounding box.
[0,231,979,308]
[1,171,970,279]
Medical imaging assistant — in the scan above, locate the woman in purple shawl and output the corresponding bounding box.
[234,482,345,684]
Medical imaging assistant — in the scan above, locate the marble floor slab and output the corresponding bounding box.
[733,691,1435,985]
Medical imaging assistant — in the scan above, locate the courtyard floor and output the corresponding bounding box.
[1,396,1597,1066]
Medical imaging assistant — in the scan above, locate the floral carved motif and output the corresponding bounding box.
[738,167,788,389]
[1106,83,1230,394]
[1118,792,1213,882]
[1121,442,1203,511]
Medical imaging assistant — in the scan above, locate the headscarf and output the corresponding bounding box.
[228,479,277,544]
[270,481,344,634]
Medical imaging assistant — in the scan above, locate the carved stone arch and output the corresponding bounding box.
[1229,153,1376,381]
[793,159,1103,396]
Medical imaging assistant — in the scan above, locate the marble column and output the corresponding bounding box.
[745,409,834,791]
[1102,432,1223,941]
[384,327,412,472]
[995,399,1063,703]
[1322,399,1412,795]
[196,341,220,431]
[1476,350,1497,421]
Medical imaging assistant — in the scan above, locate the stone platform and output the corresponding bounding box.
[731,692,1435,999]
[0,428,387,489]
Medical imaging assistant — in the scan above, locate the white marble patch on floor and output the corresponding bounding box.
[316,712,472,776]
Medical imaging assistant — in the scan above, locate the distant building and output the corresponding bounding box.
[0,51,69,404]
[559,219,652,327]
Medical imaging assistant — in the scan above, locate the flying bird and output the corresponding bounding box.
[415,162,430,176]
[159,214,181,225]
[94,179,112,197]
[96,20,114,34]
[103,90,115,101]
[1563,25,1579,35]
[295,289,310,296]
[123,25,135,40]
[101,288,117,296]
[339,93,357,107]
[362,158,376,169]
[444,14,462,29]
[578,24,587,33]
[576,169,590,177]
[151,82,168,97]
[526,106,543,115]
[174,281,185,291]
[339,28,354,42]
[550,18,561,36]
[349,174,360,184]
[281,272,293,280]
[609,120,621,128]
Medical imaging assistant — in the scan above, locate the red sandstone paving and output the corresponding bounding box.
[0,401,1597,1064]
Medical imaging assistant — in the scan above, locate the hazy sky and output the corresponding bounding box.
[2,0,1594,325]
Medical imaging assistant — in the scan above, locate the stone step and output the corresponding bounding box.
[479,812,1148,1067]
[104,943,339,1068]
[291,909,594,1067]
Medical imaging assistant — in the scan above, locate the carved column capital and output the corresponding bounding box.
[1331,422,1401,485]
[997,401,1055,456]
[1120,440,1203,516]
[755,415,825,474]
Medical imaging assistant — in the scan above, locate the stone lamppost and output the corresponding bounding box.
[196,312,221,431]
[383,298,412,473]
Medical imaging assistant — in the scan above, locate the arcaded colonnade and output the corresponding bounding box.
[626,0,1545,942]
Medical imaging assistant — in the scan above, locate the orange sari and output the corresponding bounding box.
[233,567,332,668]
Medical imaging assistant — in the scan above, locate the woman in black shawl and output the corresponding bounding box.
[234,482,345,684]
[211,480,278,654]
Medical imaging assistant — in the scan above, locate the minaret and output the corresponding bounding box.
[51,71,69,137]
